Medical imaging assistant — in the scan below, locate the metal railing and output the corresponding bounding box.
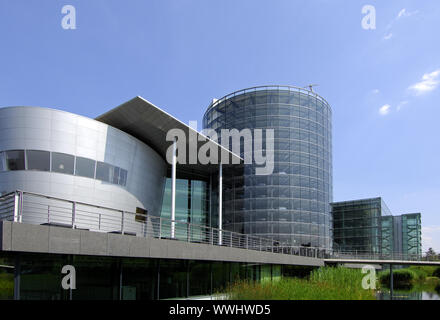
[328,250,423,262]
[204,85,332,117]
[0,190,328,258]
[0,190,428,262]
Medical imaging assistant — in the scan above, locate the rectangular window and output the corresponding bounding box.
[5,150,25,171]
[26,150,50,171]
[111,166,120,184]
[75,157,96,179]
[119,169,128,186]
[0,152,3,171]
[51,152,74,175]
[96,161,111,182]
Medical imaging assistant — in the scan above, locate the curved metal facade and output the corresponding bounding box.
[0,106,167,215]
[203,86,333,250]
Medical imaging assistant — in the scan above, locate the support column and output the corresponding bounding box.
[171,138,177,239]
[13,254,20,300]
[218,162,223,246]
[390,264,393,300]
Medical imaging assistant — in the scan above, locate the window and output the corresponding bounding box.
[96,161,112,182]
[26,150,50,171]
[1,149,127,187]
[111,166,119,184]
[75,157,96,179]
[5,150,25,171]
[119,169,127,186]
[52,152,74,174]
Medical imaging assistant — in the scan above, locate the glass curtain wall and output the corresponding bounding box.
[402,213,422,258]
[331,198,385,254]
[160,177,210,240]
[203,87,333,252]
[3,253,293,300]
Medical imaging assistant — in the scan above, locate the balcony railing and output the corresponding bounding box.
[0,190,328,258]
[0,190,427,262]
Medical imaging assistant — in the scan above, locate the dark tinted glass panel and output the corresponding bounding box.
[119,169,127,186]
[111,166,119,184]
[75,157,95,178]
[0,152,3,171]
[5,150,25,171]
[72,256,119,300]
[26,150,50,171]
[19,253,70,300]
[51,152,74,174]
[96,161,111,182]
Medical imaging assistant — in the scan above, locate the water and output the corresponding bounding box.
[377,288,440,300]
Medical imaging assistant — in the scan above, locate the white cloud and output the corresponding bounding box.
[379,104,391,115]
[383,33,393,40]
[384,8,419,38]
[397,8,419,19]
[409,69,440,95]
[372,89,380,94]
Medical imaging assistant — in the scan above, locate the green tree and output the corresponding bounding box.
[425,247,437,260]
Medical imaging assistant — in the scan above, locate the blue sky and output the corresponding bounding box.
[1,0,439,251]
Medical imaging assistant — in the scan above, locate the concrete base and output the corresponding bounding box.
[0,221,324,267]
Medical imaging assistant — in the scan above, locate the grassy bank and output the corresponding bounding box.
[226,267,376,300]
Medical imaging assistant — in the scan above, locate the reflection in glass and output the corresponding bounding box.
[26,150,50,171]
[5,150,25,171]
[75,156,96,179]
[52,152,74,175]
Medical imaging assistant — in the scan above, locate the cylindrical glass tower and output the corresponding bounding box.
[203,86,333,251]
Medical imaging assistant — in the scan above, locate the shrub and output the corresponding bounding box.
[433,267,440,279]
[379,268,416,287]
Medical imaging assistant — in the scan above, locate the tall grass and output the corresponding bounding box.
[0,273,14,300]
[226,267,375,300]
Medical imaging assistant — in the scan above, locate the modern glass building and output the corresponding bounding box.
[396,213,422,258]
[331,198,422,258]
[331,197,391,254]
[0,96,325,300]
[203,86,333,251]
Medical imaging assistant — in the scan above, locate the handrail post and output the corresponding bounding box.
[18,191,23,223]
[230,232,233,248]
[187,222,191,243]
[72,202,76,229]
[121,211,124,235]
[13,191,20,223]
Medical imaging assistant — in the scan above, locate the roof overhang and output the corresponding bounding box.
[96,96,242,177]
